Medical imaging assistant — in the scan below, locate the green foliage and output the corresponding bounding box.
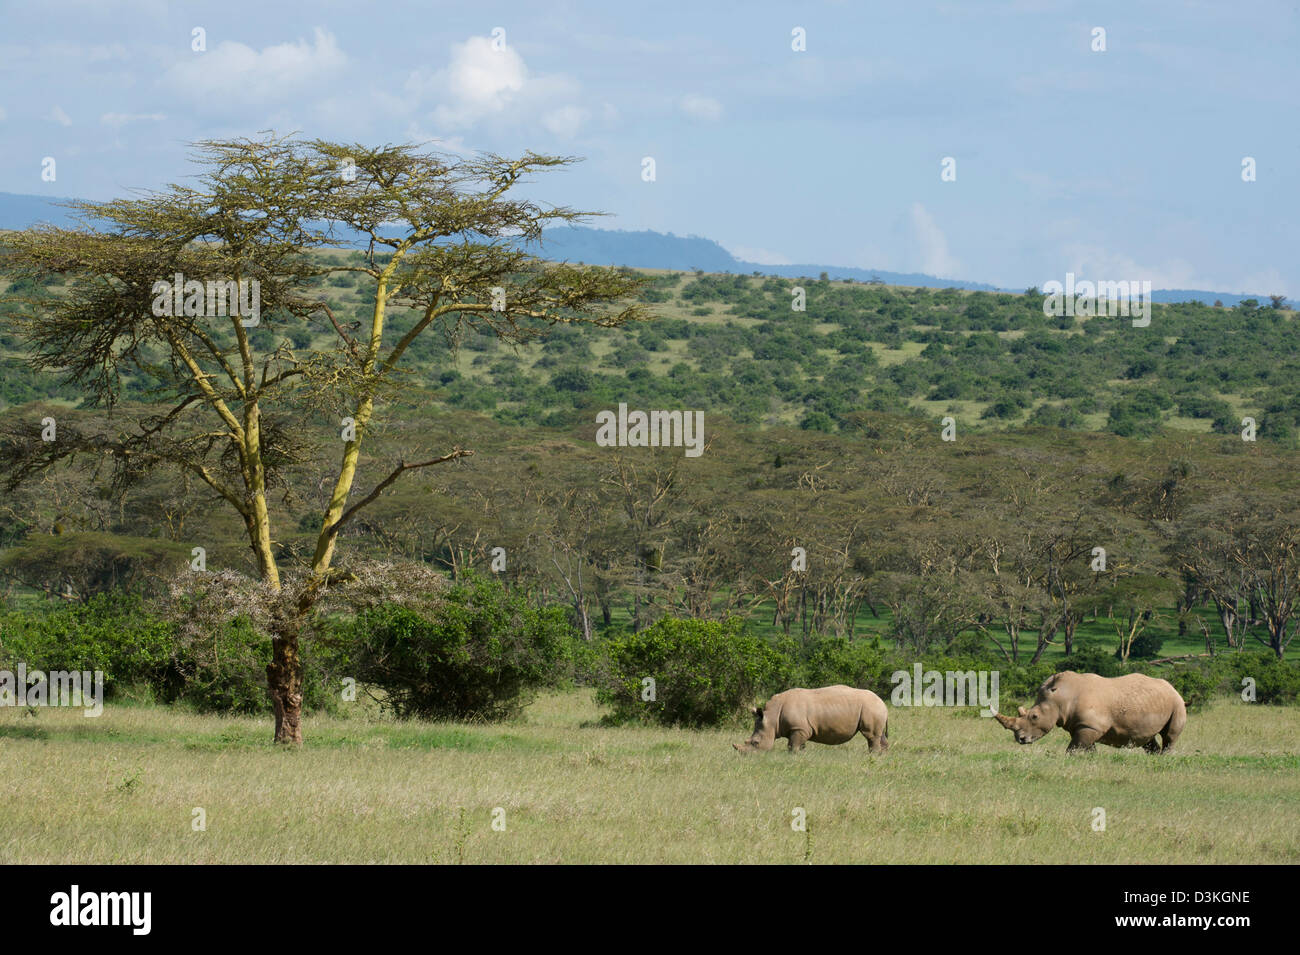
[341,572,575,721]
[0,594,175,694]
[1165,666,1216,709]
[796,636,1057,706]
[1118,630,1164,660]
[1146,651,1300,707]
[797,636,894,696]
[1247,660,1300,704]
[799,410,835,432]
[7,257,1300,446]
[1027,402,1085,430]
[594,617,791,727]
[0,594,336,714]
[176,615,276,714]
[1065,646,1125,677]
[1219,651,1300,705]
[982,659,1057,702]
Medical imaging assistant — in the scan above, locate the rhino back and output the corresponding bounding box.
[1052,672,1183,737]
[778,685,885,739]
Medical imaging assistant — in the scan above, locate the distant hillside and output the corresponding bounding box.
[0,191,1285,307]
[5,255,1298,446]
[524,226,1004,292]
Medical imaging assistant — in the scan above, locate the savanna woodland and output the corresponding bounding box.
[2,136,1298,747]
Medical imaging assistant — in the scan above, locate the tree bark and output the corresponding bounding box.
[267,614,304,745]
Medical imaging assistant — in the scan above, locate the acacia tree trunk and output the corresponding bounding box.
[1030,618,1056,663]
[267,612,305,745]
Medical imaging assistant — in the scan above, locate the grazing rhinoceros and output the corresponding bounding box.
[733,685,888,754]
[993,671,1187,754]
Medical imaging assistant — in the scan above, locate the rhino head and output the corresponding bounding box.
[993,701,1058,745]
[733,704,776,753]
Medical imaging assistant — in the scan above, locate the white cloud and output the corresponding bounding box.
[1057,243,1199,291]
[680,93,722,121]
[402,122,472,156]
[725,244,792,266]
[101,112,166,127]
[412,36,527,127]
[541,105,589,139]
[49,105,72,126]
[906,203,961,278]
[407,35,588,139]
[851,206,963,278]
[165,28,346,101]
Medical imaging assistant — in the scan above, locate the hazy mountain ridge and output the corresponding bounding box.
[0,192,1281,307]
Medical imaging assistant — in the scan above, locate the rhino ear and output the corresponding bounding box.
[750,705,761,716]
[1017,706,1027,717]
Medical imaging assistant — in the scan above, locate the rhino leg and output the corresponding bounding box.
[787,729,809,752]
[1066,727,1101,753]
[1142,738,1161,754]
[1159,719,1184,753]
[861,726,887,753]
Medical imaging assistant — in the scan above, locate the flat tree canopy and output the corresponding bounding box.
[0,133,648,742]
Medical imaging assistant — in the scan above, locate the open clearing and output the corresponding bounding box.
[1,692,1296,864]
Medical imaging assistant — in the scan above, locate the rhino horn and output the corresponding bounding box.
[993,711,1016,729]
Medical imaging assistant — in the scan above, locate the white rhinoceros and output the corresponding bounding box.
[993,670,1187,754]
[733,685,889,754]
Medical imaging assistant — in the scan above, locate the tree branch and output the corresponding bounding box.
[321,449,474,539]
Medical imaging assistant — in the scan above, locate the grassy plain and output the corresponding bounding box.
[2,690,1296,864]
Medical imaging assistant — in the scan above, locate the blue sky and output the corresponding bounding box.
[1,0,1296,294]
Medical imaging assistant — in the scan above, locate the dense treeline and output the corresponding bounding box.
[3,398,1296,666]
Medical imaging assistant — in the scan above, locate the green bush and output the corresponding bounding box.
[595,617,791,727]
[0,593,175,695]
[1148,650,1300,707]
[1164,666,1216,709]
[174,615,273,714]
[0,594,338,714]
[979,658,1055,702]
[174,616,339,715]
[1117,630,1163,660]
[341,572,574,721]
[1224,651,1300,705]
[1061,646,1125,677]
[795,637,1057,708]
[797,636,894,696]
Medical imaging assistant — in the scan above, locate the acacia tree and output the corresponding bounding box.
[0,135,646,742]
